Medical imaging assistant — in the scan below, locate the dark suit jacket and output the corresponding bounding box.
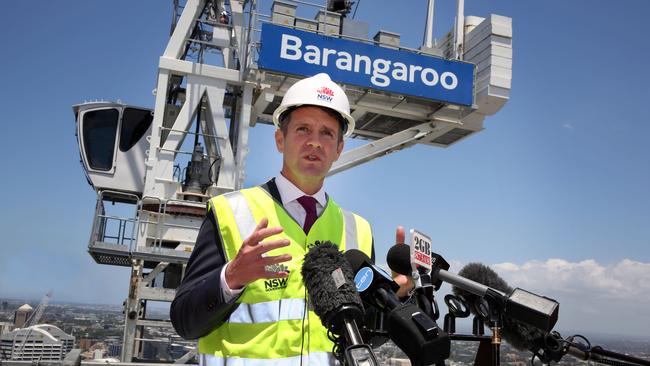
[170,179,375,340]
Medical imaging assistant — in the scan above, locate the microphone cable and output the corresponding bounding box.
[327,325,346,364]
[299,286,306,366]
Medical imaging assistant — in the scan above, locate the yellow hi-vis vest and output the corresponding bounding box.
[198,186,373,366]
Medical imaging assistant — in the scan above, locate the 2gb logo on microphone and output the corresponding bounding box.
[411,229,433,271]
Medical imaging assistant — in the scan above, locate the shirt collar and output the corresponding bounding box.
[275,173,327,207]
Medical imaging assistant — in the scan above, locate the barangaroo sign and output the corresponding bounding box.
[258,23,474,106]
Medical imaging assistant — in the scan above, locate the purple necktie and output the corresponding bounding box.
[297,195,318,233]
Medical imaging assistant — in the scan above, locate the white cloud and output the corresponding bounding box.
[492,258,650,302]
[562,123,575,130]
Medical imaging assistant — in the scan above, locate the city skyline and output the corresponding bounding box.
[1,297,649,364]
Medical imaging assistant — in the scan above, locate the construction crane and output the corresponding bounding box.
[73,0,512,362]
[11,291,54,360]
[25,291,52,327]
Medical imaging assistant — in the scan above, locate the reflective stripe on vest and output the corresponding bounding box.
[342,210,358,252]
[224,191,256,240]
[200,352,335,366]
[228,298,306,324]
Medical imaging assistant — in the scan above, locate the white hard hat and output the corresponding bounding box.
[272,73,355,138]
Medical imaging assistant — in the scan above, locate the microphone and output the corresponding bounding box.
[387,243,450,291]
[391,233,443,320]
[344,249,451,365]
[387,244,559,333]
[453,263,547,351]
[301,242,379,365]
[344,249,401,311]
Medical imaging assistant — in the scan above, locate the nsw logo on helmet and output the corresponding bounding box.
[316,86,334,103]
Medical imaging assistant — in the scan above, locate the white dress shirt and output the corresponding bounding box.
[220,174,327,300]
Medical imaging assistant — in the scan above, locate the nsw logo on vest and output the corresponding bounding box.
[316,86,334,103]
[264,263,290,291]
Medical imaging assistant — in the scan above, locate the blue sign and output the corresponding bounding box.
[354,267,373,292]
[258,23,474,106]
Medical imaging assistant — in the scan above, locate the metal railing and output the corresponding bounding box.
[89,191,140,252]
[88,190,204,255]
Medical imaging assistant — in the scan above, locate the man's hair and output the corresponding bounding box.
[279,106,345,142]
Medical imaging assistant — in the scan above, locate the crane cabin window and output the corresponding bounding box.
[120,108,152,152]
[82,109,119,171]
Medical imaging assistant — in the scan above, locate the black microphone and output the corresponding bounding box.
[301,242,379,365]
[345,249,451,365]
[385,242,442,320]
[387,244,559,333]
[344,249,401,311]
[302,242,364,343]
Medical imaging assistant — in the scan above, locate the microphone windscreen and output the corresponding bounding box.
[452,262,511,315]
[343,249,371,273]
[386,244,411,276]
[453,262,545,351]
[456,262,513,294]
[501,317,547,351]
[301,242,363,325]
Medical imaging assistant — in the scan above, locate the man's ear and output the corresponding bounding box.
[275,128,284,153]
[335,139,344,160]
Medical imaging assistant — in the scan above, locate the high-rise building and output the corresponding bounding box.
[13,304,33,328]
[0,324,75,361]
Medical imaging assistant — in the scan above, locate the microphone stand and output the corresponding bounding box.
[488,315,502,366]
[412,269,450,366]
[327,304,379,366]
[442,294,495,366]
[453,291,503,366]
[484,288,506,366]
[412,272,439,321]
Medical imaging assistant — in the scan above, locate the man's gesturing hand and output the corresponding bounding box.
[225,218,292,290]
[393,226,414,297]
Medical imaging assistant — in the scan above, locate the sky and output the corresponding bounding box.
[0,0,649,342]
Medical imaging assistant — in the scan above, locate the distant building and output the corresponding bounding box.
[0,322,14,336]
[1,301,8,311]
[107,343,122,358]
[0,324,75,361]
[79,338,93,350]
[13,304,33,328]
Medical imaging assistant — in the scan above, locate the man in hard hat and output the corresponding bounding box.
[171,73,382,365]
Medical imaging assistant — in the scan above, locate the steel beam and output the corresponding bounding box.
[329,121,457,176]
[163,0,205,59]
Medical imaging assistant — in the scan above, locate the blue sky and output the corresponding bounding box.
[1,1,649,339]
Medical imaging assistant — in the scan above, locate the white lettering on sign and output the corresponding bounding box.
[279,34,459,90]
[280,34,302,60]
[441,71,458,89]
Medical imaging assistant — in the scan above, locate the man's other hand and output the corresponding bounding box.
[393,226,414,297]
[225,218,292,289]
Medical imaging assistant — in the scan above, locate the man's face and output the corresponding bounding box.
[275,106,344,191]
